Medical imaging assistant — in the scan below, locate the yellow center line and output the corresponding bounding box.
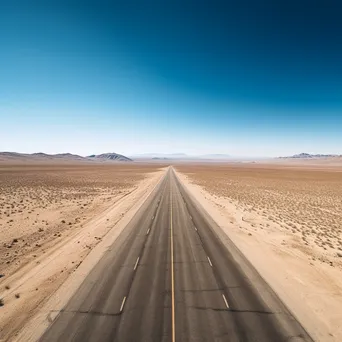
[170,173,176,342]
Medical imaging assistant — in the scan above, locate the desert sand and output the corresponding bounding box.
[2,161,342,341]
[176,163,342,341]
[0,163,165,340]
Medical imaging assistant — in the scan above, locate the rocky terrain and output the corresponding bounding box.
[87,152,132,161]
[281,152,342,159]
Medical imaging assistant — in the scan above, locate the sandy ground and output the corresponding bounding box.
[175,164,342,342]
[0,163,165,341]
[263,157,342,167]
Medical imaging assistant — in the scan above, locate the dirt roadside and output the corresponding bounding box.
[175,168,342,342]
[0,167,166,342]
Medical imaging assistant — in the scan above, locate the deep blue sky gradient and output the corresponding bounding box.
[1,0,342,156]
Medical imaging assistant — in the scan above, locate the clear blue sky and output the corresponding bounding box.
[1,0,341,157]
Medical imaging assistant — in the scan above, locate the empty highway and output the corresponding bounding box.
[40,167,312,342]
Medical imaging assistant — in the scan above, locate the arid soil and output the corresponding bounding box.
[177,163,342,262]
[0,163,164,340]
[176,163,342,341]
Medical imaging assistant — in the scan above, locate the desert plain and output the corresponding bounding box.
[1,160,342,341]
[176,162,342,341]
[0,162,164,340]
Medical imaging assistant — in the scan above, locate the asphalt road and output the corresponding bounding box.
[40,168,313,342]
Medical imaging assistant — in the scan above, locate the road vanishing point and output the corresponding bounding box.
[40,167,313,342]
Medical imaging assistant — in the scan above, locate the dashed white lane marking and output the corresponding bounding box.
[152,215,154,220]
[134,257,140,270]
[207,256,213,267]
[120,296,127,312]
[146,228,150,235]
[194,226,198,231]
[222,294,229,309]
[189,215,192,220]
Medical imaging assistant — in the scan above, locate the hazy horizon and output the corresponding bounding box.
[1,150,341,160]
[1,1,342,157]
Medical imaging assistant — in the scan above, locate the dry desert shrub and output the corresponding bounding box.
[177,164,342,255]
[0,163,162,273]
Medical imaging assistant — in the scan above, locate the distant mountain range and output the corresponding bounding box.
[0,152,85,162]
[131,153,232,160]
[280,153,342,159]
[0,152,132,162]
[87,153,132,162]
[4,151,340,163]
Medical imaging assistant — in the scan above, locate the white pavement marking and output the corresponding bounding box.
[152,215,154,220]
[146,228,150,235]
[207,256,213,267]
[189,215,192,220]
[120,296,127,312]
[194,226,198,231]
[134,257,140,270]
[222,294,230,309]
